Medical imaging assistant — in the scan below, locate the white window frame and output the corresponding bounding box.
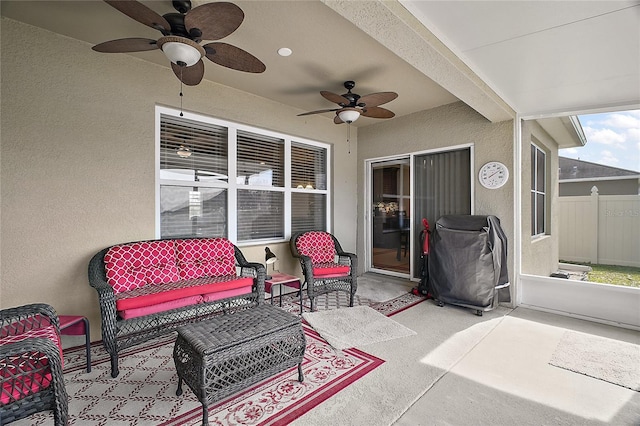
[155,105,331,245]
[531,142,547,237]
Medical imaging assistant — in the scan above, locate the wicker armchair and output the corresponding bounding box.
[290,231,358,312]
[0,303,69,425]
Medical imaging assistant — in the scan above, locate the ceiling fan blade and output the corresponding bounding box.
[321,91,350,106]
[185,2,244,40]
[297,108,340,117]
[171,60,205,86]
[358,92,398,107]
[362,106,395,119]
[92,38,158,53]
[203,42,265,73]
[104,0,170,33]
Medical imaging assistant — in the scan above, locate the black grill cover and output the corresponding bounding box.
[428,215,510,310]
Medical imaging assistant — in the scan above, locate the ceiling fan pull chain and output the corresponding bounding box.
[347,123,351,154]
[179,67,184,117]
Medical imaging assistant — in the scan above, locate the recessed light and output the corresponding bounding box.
[278,47,292,57]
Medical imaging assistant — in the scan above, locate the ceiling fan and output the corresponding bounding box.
[298,81,398,124]
[92,0,266,86]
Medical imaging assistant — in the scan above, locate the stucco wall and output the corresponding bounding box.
[520,120,560,276]
[0,18,357,336]
[357,102,515,303]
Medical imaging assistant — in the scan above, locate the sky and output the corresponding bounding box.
[560,109,640,172]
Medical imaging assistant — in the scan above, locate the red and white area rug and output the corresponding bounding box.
[16,292,426,426]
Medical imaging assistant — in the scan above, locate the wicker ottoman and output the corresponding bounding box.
[173,304,306,425]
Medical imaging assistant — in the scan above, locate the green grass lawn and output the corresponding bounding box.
[586,264,640,287]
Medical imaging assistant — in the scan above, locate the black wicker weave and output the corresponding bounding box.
[0,303,69,425]
[88,238,266,378]
[290,231,358,312]
[173,304,305,426]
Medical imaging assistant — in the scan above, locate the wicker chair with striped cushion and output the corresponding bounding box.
[290,231,358,312]
[0,303,68,425]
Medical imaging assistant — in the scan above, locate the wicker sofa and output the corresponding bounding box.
[88,237,265,378]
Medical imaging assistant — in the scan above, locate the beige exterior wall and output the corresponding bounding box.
[357,102,515,302]
[0,19,357,336]
[520,120,560,276]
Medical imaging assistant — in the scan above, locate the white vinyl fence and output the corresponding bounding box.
[558,187,640,267]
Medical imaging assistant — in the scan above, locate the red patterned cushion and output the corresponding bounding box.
[313,262,351,277]
[104,240,180,293]
[0,325,62,405]
[175,238,236,279]
[296,232,336,264]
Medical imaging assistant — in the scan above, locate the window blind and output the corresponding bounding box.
[160,114,228,182]
[237,130,284,187]
[291,142,327,190]
[291,193,327,233]
[414,148,471,227]
[237,190,284,241]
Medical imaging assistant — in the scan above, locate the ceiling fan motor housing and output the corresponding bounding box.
[341,81,362,107]
[163,13,189,37]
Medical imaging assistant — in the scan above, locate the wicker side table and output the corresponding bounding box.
[173,304,306,425]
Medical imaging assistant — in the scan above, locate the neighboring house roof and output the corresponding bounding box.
[559,157,640,181]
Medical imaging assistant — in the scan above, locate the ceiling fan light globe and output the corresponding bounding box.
[157,36,205,67]
[176,145,192,158]
[338,109,360,124]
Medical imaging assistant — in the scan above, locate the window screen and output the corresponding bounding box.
[160,186,227,238]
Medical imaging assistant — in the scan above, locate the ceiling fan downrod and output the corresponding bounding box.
[172,0,191,14]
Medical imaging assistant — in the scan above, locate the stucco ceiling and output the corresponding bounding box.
[2,0,638,126]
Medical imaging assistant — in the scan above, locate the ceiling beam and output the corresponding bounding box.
[322,0,515,123]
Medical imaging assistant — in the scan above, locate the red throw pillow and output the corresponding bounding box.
[104,240,179,293]
[175,238,236,279]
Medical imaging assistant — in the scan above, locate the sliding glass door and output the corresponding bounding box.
[368,147,472,278]
[371,159,411,274]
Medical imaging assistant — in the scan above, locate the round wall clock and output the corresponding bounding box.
[478,161,509,189]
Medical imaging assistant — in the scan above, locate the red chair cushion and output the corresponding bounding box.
[296,232,336,264]
[117,295,204,320]
[104,240,180,294]
[0,325,62,405]
[1,354,53,405]
[313,262,351,277]
[0,319,62,361]
[175,238,236,279]
[114,276,253,311]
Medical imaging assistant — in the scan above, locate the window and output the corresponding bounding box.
[531,143,546,236]
[291,142,327,234]
[156,106,330,243]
